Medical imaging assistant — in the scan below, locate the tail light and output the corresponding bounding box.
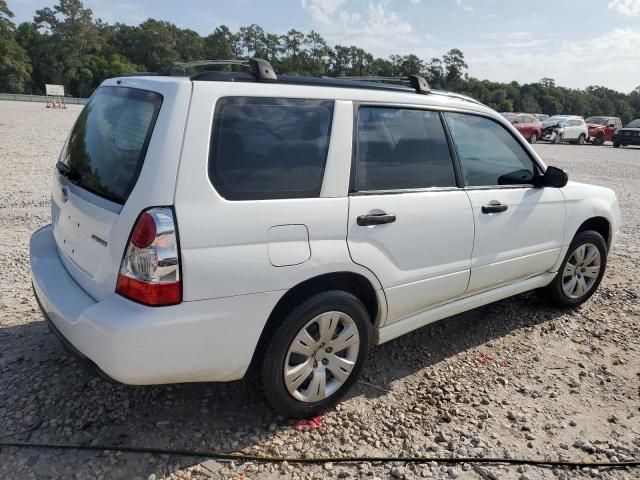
[116,207,182,306]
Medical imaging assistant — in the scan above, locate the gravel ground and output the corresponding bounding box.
[0,100,639,480]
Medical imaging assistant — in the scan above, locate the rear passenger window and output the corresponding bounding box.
[444,112,536,187]
[355,107,457,191]
[209,97,333,200]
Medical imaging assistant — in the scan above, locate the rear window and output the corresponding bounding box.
[61,86,162,204]
[355,107,457,191]
[209,97,333,200]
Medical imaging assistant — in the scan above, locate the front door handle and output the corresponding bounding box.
[357,213,397,226]
[481,203,508,214]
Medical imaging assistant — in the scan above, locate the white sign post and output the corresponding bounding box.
[45,84,66,109]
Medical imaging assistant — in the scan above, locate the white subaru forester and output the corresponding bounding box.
[30,59,620,417]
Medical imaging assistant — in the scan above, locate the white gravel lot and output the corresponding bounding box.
[0,100,639,480]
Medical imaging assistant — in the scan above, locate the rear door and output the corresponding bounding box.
[347,106,474,324]
[564,119,580,140]
[51,80,191,300]
[443,112,564,294]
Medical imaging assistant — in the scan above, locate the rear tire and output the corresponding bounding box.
[542,230,607,308]
[613,141,620,148]
[260,291,371,418]
[577,134,586,145]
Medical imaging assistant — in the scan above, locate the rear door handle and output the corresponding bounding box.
[357,213,397,226]
[481,203,508,214]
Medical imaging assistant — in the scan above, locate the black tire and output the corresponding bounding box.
[529,133,538,144]
[543,230,607,308]
[593,135,604,146]
[260,291,371,418]
[613,141,620,148]
[577,134,586,145]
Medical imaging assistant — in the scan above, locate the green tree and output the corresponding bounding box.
[33,0,103,96]
[442,48,467,89]
[203,25,237,60]
[0,1,32,92]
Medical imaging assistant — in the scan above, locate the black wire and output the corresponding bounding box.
[0,440,638,470]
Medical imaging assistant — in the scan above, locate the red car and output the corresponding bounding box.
[585,116,622,145]
[502,112,543,144]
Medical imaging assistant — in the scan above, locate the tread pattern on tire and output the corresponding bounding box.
[258,290,372,418]
[543,230,607,308]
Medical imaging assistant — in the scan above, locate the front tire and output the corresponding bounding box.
[543,230,607,308]
[593,135,604,146]
[552,133,562,144]
[529,133,538,144]
[613,141,620,148]
[577,134,586,145]
[260,291,371,417]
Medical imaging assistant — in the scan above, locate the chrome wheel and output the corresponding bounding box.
[530,133,537,144]
[284,311,360,403]
[562,243,601,299]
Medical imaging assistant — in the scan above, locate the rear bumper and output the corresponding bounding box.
[30,225,281,385]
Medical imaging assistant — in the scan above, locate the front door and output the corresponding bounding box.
[347,106,474,324]
[443,112,565,294]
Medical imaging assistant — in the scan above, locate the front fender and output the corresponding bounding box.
[551,182,620,271]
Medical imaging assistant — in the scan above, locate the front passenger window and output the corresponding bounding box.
[444,112,536,187]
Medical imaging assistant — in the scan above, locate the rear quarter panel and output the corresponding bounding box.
[173,83,385,314]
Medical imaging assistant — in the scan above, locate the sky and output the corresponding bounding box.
[9,0,640,92]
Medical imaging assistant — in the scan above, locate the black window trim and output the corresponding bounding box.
[208,96,335,201]
[349,101,545,194]
[349,102,463,195]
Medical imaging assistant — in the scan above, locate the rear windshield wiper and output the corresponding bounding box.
[56,161,82,181]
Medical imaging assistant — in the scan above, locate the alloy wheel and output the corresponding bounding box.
[562,243,601,299]
[284,311,360,402]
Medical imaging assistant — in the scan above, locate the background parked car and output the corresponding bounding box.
[502,112,543,143]
[613,118,640,148]
[541,116,588,144]
[535,114,549,122]
[585,116,622,145]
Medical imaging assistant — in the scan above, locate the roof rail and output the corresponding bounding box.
[338,75,431,94]
[171,58,277,82]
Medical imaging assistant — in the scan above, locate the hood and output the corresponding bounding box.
[618,127,640,132]
[587,123,606,130]
[542,119,562,128]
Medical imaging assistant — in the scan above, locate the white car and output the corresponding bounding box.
[541,115,589,144]
[30,59,620,417]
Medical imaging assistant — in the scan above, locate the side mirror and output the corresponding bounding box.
[544,166,568,188]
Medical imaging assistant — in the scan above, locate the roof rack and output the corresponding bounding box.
[339,75,431,94]
[171,58,276,82]
[166,58,485,104]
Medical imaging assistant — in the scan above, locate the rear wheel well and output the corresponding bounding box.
[248,272,379,373]
[576,217,611,248]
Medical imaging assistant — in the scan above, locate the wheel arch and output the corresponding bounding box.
[247,271,383,373]
[576,216,611,249]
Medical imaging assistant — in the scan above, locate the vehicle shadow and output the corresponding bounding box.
[0,290,565,478]
[355,290,565,398]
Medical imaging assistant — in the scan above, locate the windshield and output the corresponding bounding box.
[61,86,163,204]
[627,119,640,128]
[501,113,517,121]
[585,116,608,125]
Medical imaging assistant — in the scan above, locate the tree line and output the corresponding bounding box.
[2,0,640,122]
